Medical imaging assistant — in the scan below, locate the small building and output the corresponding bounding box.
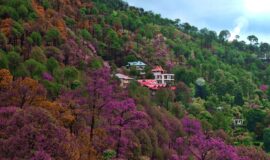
[115,73,133,88]
[233,119,244,126]
[127,61,147,71]
[152,66,174,85]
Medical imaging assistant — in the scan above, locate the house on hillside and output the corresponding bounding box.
[152,66,174,85]
[233,119,245,126]
[127,61,146,70]
[115,73,133,88]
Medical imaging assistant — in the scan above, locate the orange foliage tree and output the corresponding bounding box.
[10,77,46,108]
[0,69,13,91]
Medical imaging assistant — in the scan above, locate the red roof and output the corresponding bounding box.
[170,86,176,91]
[152,66,165,72]
[138,79,166,90]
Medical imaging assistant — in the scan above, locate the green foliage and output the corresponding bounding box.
[0,52,8,69]
[195,85,209,99]
[30,47,47,63]
[13,63,29,77]
[45,28,61,45]
[17,5,28,18]
[29,32,42,46]
[263,128,270,152]
[0,6,18,20]
[245,109,266,133]
[80,29,91,41]
[129,66,140,76]
[46,57,59,74]
[173,67,198,85]
[64,17,76,28]
[24,59,46,79]
[79,7,90,16]
[105,29,122,51]
[43,80,62,99]
[123,55,138,65]
[212,112,232,132]
[63,66,79,87]
[71,80,81,90]
[0,32,7,48]
[89,58,103,69]
[7,51,22,74]
[169,102,185,119]
[12,21,24,38]
[102,149,116,160]
[93,24,103,40]
[234,92,244,106]
[44,46,64,62]
[155,88,175,109]
[41,0,51,9]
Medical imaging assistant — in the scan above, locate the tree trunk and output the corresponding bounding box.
[116,129,122,158]
[90,112,95,142]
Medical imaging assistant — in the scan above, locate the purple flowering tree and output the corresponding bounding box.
[86,67,113,142]
[0,106,79,159]
[61,38,92,66]
[176,116,242,160]
[31,150,52,160]
[105,98,149,158]
[181,116,202,136]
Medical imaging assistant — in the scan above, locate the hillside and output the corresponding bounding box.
[0,0,270,159]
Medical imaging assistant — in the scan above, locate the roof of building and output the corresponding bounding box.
[115,73,133,80]
[137,79,166,90]
[170,86,176,91]
[152,66,165,72]
[127,61,146,66]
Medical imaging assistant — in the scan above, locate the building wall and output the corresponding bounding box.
[154,73,174,84]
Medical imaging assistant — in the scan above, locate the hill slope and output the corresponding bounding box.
[0,0,270,159]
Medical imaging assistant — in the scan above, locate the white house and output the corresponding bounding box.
[152,66,174,85]
[115,73,133,88]
[233,119,244,126]
[126,61,146,71]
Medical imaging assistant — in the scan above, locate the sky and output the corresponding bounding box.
[124,0,270,43]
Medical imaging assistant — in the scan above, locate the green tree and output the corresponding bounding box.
[245,109,266,132]
[234,91,244,106]
[17,5,29,19]
[11,21,24,45]
[80,29,91,41]
[46,57,59,74]
[30,32,42,46]
[0,32,7,50]
[30,47,47,63]
[24,59,46,79]
[105,29,121,56]
[155,88,175,109]
[0,52,8,69]
[7,51,22,74]
[93,24,103,40]
[219,30,231,42]
[212,112,232,131]
[247,35,259,45]
[45,28,61,46]
[89,58,103,69]
[63,66,79,88]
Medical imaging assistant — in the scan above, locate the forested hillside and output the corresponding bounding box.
[0,0,270,159]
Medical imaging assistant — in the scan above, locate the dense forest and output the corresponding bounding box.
[0,0,270,159]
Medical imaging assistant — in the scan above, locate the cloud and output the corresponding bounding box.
[229,17,249,41]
